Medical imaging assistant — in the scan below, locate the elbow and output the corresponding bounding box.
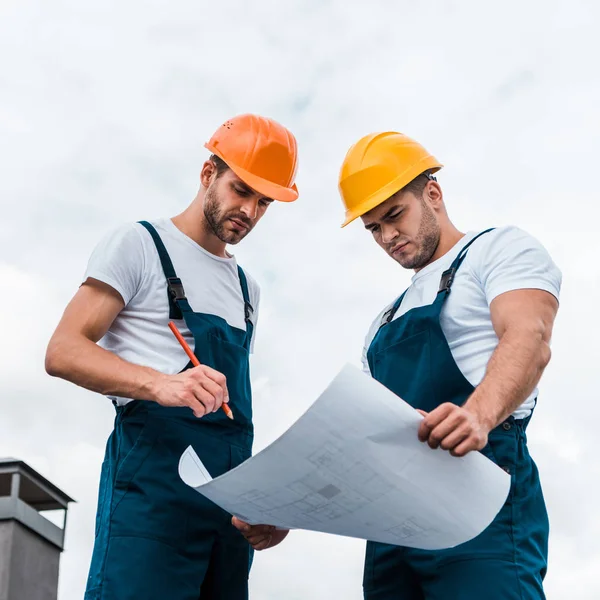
[539,341,552,371]
[45,337,67,378]
[528,323,552,372]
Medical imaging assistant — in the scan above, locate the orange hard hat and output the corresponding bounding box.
[205,114,299,202]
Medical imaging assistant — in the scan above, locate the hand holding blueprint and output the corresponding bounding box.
[179,364,510,550]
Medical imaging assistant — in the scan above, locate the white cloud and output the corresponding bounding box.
[1,0,598,598]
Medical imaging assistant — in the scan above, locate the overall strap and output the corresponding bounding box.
[137,221,193,319]
[437,228,496,296]
[238,265,254,329]
[381,289,408,327]
[236,266,254,338]
[380,227,496,328]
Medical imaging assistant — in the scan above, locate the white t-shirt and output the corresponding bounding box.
[361,226,561,419]
[83,218,260,406]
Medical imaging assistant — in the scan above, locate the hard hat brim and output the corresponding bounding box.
[340,163,442,228]
[205,144,299,203]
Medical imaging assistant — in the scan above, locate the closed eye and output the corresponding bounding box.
[385,211,402,221]
[233,186,251,197]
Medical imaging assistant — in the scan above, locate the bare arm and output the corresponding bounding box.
[463,289,558,429]
[45,278,228,417]
[418,289,558,456]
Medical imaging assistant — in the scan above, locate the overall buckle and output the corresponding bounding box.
[244,302,254,323]
[167,277,186,301]
[438,268,456,293]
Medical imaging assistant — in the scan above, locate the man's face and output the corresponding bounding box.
[361,187,441,270]
[204,169,273,245]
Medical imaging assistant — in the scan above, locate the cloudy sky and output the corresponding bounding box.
[1,0,598,598]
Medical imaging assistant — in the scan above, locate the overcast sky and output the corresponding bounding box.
[1,1,598,598]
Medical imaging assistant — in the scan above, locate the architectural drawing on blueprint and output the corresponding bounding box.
[179,364,511,549]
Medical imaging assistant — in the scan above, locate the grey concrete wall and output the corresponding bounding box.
[0,521,13,600]
[0,521,60,600]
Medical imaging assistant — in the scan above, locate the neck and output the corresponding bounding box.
[416,223,465,273]
[171,192,228,258]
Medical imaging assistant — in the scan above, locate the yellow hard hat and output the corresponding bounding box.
[338,132,443,227]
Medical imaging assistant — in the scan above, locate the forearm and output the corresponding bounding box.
[45,334,165,401]
[464,327,551,429]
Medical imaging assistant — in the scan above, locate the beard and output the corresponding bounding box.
[203,184,254,244]
[395,198,440,270]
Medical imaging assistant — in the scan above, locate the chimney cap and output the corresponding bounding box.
[0,457,75,510]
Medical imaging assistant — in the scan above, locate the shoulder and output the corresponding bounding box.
[467,225,552,258]
[465,225,561,302]
[94,221,149,253]
[85,222,153,305]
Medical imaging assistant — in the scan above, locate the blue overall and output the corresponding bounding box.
[363,230,549,600]
[85,221,254,600]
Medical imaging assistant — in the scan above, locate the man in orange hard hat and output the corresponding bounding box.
[338,132,561,599]
[46,114,297,599]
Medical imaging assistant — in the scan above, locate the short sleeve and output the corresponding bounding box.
[83,223,146,305]
[361,343,371,376]
[470,227,562,305]
[244,270,261,354]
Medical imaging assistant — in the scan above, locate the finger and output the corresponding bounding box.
[197,377,224,412]
[428,412,466,449]
[190,386,217,414]
[231,517,250,533]
[244,525,275,537]
[423,403,456,429]
[252,535,272,551]
[439,424,471,452]
[200,366,229,403]
[418,404,457,443]
[247,533,271,545]
[182,392,207,418]
[451,437,478,457]
[416,409,428,418]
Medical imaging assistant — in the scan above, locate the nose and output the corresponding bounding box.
[239,197,259,220]
[380,224,399,245]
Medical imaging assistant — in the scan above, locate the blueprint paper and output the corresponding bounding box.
[179,364,510,550]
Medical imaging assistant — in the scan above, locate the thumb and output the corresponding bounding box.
[231,516,248,531]
[416,409,428,418]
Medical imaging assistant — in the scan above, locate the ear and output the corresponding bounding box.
[200,160,217,188]
[425,181,443,210]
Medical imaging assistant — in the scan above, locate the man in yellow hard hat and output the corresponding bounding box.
[338,132,561,599]
[46,114,296,599]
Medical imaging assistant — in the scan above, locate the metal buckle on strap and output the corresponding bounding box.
[244,302,254,323]
[438,268,456,293]
[167,277,186,301]
[382,307,395,325]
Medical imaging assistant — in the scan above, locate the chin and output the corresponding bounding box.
[221,232,246,245]
[395,256,417,269]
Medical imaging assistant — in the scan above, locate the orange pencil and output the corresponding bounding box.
[168,321,234,420]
